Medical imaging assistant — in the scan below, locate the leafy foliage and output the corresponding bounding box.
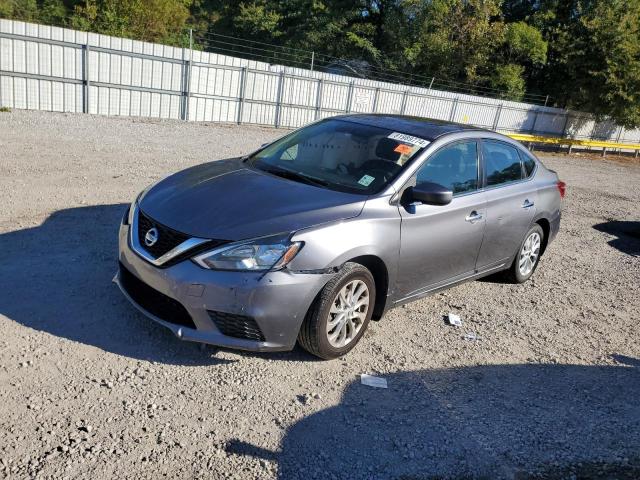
[562,0,640,128]
[0,0,638,126]
[71,0,191,44]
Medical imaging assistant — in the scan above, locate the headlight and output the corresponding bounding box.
[192,235,302,271]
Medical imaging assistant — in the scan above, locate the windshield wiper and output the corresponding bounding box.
[259,165,330,188]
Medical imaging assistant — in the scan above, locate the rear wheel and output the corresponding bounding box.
[505,224,544,283]
[298,262,375,360]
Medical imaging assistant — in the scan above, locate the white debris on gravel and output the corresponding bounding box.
[446,312,463,326]
[463,332,479,341]
[1,110,639,479]
[360,374,388,389]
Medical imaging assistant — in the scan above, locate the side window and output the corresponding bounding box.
[521,152,536,177]
[482,140,523,187]
[416,140,479,195]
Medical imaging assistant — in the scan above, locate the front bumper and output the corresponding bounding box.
[116,222,333,352]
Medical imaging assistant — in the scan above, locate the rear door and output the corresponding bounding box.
[396,140,486,300]
[475,139,538,270]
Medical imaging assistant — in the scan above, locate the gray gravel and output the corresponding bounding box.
[1,110,639,479]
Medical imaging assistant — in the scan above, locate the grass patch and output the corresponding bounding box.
[0,106,10,113]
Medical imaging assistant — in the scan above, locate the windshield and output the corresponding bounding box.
[247,119,428,194]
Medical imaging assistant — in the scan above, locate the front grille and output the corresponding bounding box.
[137,210,190,259]
[135,210,229,267]
[119,262,196,329]
[208,311,265,342]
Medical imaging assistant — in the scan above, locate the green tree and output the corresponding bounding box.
[72,0,192,45]
[0,0,39,20]
[490,63,526,100]
[505,0,640,126]
[564,0,640,127]
[234,2,283,40]
[40,0,68,24]
[487,20,547,101]
[504,21,547,66]
[404,0,504,86]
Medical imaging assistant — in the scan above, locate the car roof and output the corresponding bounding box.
[333,114,490,141]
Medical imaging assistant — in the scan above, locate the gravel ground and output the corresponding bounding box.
[1,110,639,480]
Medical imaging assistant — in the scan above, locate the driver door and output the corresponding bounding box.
[396,140,487,300]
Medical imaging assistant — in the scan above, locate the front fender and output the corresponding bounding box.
[288,195,401,299]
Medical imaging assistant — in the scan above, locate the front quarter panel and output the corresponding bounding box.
[288,194,401,298]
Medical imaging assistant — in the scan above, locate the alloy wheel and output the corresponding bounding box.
[519,231,541,277]
[326,279,370,348]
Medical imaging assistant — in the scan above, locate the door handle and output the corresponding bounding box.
[522,199,535,209]
[465,211,483,223]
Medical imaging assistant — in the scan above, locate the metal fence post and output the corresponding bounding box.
[274,71,285,127]
[310,51,315,72]
[345,81,354,113]
[372,87,380,113]
[237,66,247,124]
[615,126,624,154]
[561,113,571,137]
[82,44,90,113]
[314,79,323,120]
[185,29,193,121]
[492,104,503,131]
[400,89,409,114]
[588,119,599,153]
[448,98,459,122]
[181,56,191,120]
[561,113,573,154]
[530,109,540,134]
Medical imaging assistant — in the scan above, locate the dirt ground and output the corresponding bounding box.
[1,110,639,480]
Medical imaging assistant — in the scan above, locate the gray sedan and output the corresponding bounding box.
[116,115,564,359]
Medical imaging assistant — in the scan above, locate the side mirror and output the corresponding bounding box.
[407,181,453,206]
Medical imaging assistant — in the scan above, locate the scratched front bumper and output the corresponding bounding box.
[116,223,333,352]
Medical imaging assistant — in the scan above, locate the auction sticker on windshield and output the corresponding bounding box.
[394,143,414,154]
[358,174,375,187]
[388,132,430,148]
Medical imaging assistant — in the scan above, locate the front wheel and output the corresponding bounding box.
[506,224,544,283]
[298,262,376,360]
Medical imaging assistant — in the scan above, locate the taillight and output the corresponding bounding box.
[557,181,566,199]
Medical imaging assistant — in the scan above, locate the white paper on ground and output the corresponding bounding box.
[360,374,388,389]
[447,312,462,326]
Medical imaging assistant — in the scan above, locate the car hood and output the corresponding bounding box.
[138,158,367,240]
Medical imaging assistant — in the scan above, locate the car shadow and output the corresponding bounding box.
[226,360,640,479]
[593,221,640,257]
[0,204,231,366]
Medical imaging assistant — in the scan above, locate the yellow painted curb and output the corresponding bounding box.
[506,133,640,151]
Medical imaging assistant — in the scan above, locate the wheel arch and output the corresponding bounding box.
[535,217,551,256]
[346,255,389,321]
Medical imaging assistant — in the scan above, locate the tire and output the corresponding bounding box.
[298,262,376,360]
[505,223,544,284]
